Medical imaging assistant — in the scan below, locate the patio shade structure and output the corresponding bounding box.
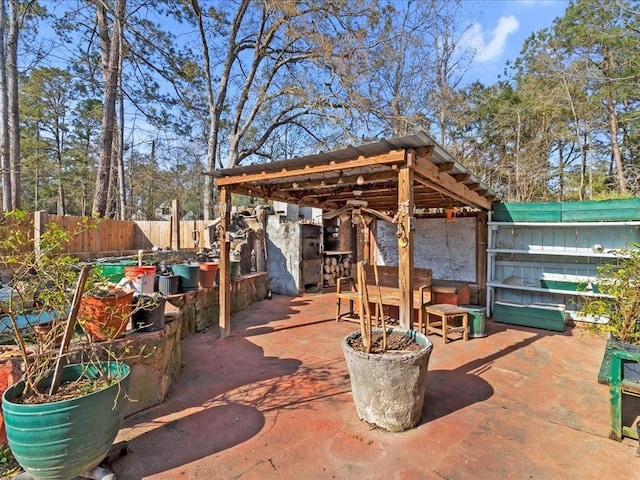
[209,132,498,337]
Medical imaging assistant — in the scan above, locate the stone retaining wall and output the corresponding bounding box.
[0,272,269,442]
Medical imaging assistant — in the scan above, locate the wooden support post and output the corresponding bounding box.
[219,187,232,338]
[398,153,414,330]
[476,210,488,305]
[171,199,180,250]
[338,218,354,252]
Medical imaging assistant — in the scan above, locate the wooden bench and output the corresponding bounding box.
[335,265,432,328]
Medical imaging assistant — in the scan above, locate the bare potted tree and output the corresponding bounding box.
[0,211,132,480]
[341,261,433,432]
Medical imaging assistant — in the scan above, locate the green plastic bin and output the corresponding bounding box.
[95,260,137,283]
[460,304,486,338]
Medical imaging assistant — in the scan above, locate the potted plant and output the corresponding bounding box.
[580,244,640,440]
[341,261,433,432]
[78,285,135,341]
[131,292,166,332]
[0,211,132,479]
[581,245,640,355]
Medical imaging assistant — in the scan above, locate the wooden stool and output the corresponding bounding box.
[425,304,469,344]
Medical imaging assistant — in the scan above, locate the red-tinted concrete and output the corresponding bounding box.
[112,293,639,479]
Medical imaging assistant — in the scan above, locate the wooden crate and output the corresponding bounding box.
[432,280,470,305]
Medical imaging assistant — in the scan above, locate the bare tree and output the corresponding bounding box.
[92,0,125,217]
[184,0,368,219]
[0,1,10,211]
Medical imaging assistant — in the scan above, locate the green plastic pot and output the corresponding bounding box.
[95,260,137,283]
[2,361,130,480]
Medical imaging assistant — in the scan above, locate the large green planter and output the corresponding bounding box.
[597,336,640,441]
[2,362,130,480]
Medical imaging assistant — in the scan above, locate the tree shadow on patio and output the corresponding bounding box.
[421,331,544,424]
[111,295,350,478]
[111,402,265,477]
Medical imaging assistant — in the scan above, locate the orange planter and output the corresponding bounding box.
[32,322,64,347]
[79,290,134,341]
[199,262,219,289]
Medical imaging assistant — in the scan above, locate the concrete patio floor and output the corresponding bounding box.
[111,292,639,480]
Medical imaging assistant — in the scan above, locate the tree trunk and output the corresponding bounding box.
[117,18,126,220]
[92,0,125,217]
[191,0,249,220]
[607,95,627,194]
[0,0,11,211]
[190,0,216,221]
[7,0,20,210]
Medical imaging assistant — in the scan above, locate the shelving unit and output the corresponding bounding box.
[486,200,640,331]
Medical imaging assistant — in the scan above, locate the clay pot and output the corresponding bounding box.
[32,322,64,347]
[198,262,219,289]
[78,290,134,341]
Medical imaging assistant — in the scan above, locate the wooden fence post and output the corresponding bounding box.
[34,210,48,263]
[171,199,180,250]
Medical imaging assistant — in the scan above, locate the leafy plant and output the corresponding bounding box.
[0,443,21,477]
[581,244,640,345]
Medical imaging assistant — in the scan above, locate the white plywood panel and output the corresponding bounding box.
[375,217,476,282]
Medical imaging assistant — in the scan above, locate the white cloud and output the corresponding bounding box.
[463,15,520,64]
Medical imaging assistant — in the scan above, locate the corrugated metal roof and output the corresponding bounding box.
[209,131,498,209]
[211,131,445,177]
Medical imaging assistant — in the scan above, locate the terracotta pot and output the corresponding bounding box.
[79,290,134,341]
[199,262,219,289]
[32,321,64,347]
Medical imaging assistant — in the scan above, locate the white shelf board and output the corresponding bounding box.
[487,248,625,258]
[487,281,613,298]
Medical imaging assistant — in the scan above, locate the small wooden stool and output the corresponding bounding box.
[425,304,469,344]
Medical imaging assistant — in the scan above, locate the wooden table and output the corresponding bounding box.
[424,304,469,344]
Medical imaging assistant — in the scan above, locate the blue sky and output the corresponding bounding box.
[459,0,570,85]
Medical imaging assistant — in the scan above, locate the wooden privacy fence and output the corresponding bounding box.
[1,211,212,258]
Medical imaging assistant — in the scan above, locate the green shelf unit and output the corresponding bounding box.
[488,199,640,331]
[492,302,566,332]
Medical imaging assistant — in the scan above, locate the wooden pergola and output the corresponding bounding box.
[210,132,497,337]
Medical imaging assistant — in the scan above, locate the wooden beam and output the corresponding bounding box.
[219,187,232,338]
[438,162,455,173]
[214,150,406,186]
[412,154,492,210]
[398,153,414,330]
[452,173,471,182]
[413,176,475,208]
